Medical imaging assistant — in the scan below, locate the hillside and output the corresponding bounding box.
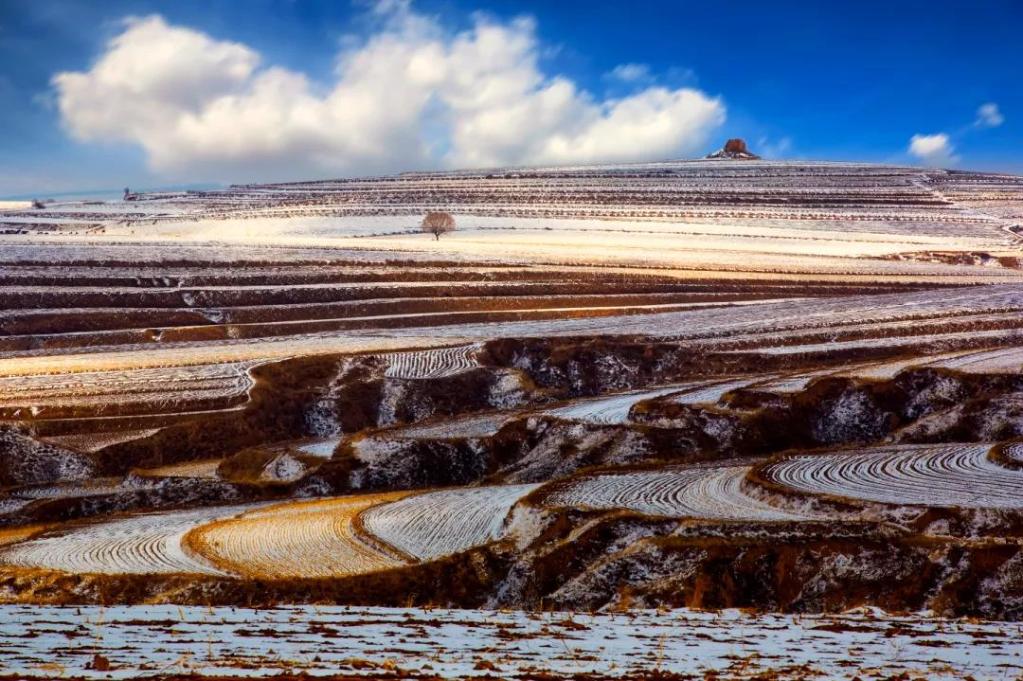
[0,158,1022,623]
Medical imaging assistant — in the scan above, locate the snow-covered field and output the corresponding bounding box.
[546,465,809,521]
[385,411,513,439]
[1,159,1022,622]
[0,505,254,575]
[0,604,1019,680]
[361,484,539,560]
[762,443,1023,508]
[927,346,1023,373]
[184,493,410,578]
[380,343,482,379]
[545,383,698,424]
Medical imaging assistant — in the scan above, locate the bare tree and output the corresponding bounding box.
[421,211,455,240]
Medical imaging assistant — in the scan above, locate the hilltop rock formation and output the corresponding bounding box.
[706,138,761,160]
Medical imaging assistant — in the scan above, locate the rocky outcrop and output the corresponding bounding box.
[0,427,94,487]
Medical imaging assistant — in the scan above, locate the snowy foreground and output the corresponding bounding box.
[1,605,1020,679]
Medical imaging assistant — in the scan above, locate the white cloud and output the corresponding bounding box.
[908,133,958,167]
[975,102,1004,128]
[53,7,725,181]
[756,136,792,159]
[606,63,651,83]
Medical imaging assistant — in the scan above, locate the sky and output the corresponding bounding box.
[0,0,1019,197]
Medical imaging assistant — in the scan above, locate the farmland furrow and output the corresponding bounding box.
[546,465,807,521]
[0,505,255,575]
[360,484,540,560]
[381,343,481,379]
[184,493,411,579]
[925,346,1023,374]
[762,444,1023,508]
[546,384,700,424]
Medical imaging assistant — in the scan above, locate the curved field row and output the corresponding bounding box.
[380,344,481,379]
[926,346,1023,374]
[0,363,255,421]
[5,285,1023,382]
[732,326,1023,357]
[392,412,513,440]
[134,459,222,479]
[360,484,540,560]
[751,350,984,394]
[11,478,128,500]
[184,492,411,579]
[545,465,807,521]
[545,384,698,424]
[833,350,975,381]
[0,385,249,415]
[753,369,838,394]
[761,444,1023,508]
[0,362,254,396]
[667,378,763,405]
[41,428,161,453]
[0,505,255,575]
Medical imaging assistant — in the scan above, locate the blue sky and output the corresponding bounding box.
[1,0,1019,196]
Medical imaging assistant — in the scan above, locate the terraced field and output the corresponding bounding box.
[545,383,699,424]
[184,493,411,578]
[1,158,1023,621]
[386,411,513,439]
[0,505,253,575]
[381,343,482,379]
[134,458,222,479]
[545,465,808,521]
[361,484,539,560]
[927,346,1023,373]
[761,444,1023,508]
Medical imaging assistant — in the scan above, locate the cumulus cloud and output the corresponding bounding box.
[53,7,725,180]
[908,133,958,167]
[606,63,652,83]
[975,102,1004,128]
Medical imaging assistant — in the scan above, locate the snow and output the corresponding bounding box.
[392,412,512,439]
[184,493,410,578]
[380,343,481,379]
[546,383,699,424]
[0,604,1017,679]
[361,484,540,560]
[764,443,1023,508]
[734,326,1023,356]
[546,464,809,521]
[927,346,1023,374]
[0,504,255,575]
[295,437,341,459]
[667,377,762,404]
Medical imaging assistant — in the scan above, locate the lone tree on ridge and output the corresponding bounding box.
[421,211,456,240]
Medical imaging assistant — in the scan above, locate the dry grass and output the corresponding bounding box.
[0,525,49,549]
